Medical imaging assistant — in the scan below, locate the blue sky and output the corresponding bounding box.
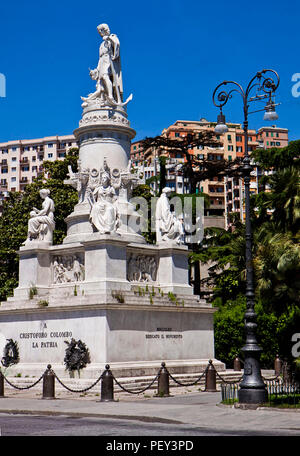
[0,0,299,142]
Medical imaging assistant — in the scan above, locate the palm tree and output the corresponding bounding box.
[254,231,300,313]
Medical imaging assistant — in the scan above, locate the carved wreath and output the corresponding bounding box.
[1,339,20,367]
[64,338,91,372]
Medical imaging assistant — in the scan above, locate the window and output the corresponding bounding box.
[276,142,281,146]
[12,147,17,151]
[48,153,53,158]
[228,155,232,161]
[197,154,204,159]
[248,137,252,142]
[237,146,242,152]
[11,177,16,182]
[266,141,269,146]
[1,179,7,185]
[11,167,16,172]
[68,143,72,146]
[236,136,242,142]
[22,166,29,171]
[271,133,273,137]
[38,155,43,160]
[32,156,36,161]
[48,143,53,148]
[1,168,8,174]
[24,146,30,151]
[266,132,269,137]
[32,166,37,171]
[11,157,17,162]
[227,134,232,141]
[276,133,279,138]
[228,145,233,151]
[175,133,180,137]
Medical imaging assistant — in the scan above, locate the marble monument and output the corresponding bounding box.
[0,23,223,378]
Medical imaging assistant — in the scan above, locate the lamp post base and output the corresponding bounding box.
[238,387,268,404]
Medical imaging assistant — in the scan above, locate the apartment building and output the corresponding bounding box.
[257,125,289,149]
[131,120,289,226]
[0,135,77,213]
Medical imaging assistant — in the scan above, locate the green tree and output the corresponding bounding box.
[0,149,79,301]
[203,141,300,368]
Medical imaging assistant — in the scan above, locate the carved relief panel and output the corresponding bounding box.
[52,253,85,284]
[127,253,158,283]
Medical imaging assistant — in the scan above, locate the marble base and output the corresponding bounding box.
[0,296,220,378]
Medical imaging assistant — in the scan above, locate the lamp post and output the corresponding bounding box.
[212,69,280,404]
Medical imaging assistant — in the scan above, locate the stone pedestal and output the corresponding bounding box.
[0,235,222,377]
[0,292,222,378]
[156,243,193,295]
[82,234,130,293]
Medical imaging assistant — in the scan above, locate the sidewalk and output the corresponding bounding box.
[1,384,300,435]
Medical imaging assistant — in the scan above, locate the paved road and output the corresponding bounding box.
[0,413,296,436]
[0,392,300,437]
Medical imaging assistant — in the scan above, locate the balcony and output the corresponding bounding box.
[209,204,225,210]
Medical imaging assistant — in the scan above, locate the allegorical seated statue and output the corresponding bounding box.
[24,189,55,244]
[155,187,184,244]
[89,171,119,234]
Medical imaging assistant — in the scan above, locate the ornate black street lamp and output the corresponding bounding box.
[212,69,280,404]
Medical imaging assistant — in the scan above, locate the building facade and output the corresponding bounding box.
[131,120,289,227]
[0,135,77,213]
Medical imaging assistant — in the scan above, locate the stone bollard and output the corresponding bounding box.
[42,364,55,400]
[101,365,114,402]
[157,362,170,397]
[205,360,217,392]
[233,356,241,371]
[0,370,4,398]
[274,354,282,376]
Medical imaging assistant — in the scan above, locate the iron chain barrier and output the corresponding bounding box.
[0,356,289,403]
[111,367,162,395]
[0,360,220,400]
[2,372,44,390]
[54,371,104,394]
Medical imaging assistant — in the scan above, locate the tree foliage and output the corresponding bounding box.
[199,141,300,367]
[0,149,79,301]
